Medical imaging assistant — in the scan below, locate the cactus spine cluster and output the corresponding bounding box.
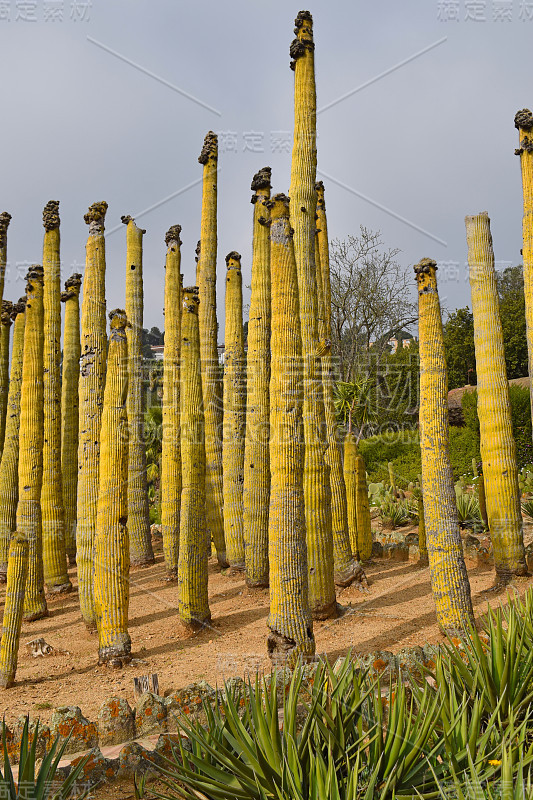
[243,168,272,588]
[41,201,71,593]
[197,132,226,568]
[416,257,474,633]
[93,309,131,666]
[465,213,527,583]
[61,274,82,565]
[161,225,183,580]
[289,10,336,619]
[77,202,108,629]
[223,251,246,570]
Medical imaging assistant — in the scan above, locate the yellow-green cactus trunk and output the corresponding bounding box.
[465,213,527,582]
[19,266,47,622]
[94,309,131,665]
[0,532,29,688]
[0,301,12,455]
[416,257,474,633]
[179,287,211,630]
[0,213,11,458]
[41,202,71,593]
[0,300,25,582]
[267,193,315,667]
[77,202,108,629]
[515,110,533,431]
[61,274,82,565]
[243,168,271,588]
[315,186,364,586]
[223,251,246,570]
[123,216,153,566]
[355,454,372,561]
[289,12,335,618]
[418,482,428,562]
[161,225,182,580]
[197,133,226,567]
[343,434,359,559]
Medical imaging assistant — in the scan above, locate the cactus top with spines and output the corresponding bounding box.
[108,308,128,338]
[225,251,242,269]
[42,200,60,231]
[84,201,108,234]
[11,297,26,319]
[165,225,182,247]
[1,301,12,327]
[121,215,146,234]
[25,264,44,288]
[61,273,82,302]
[251,167,272,204]
[0,213,11,248]
[515,109,533,130]
[290,10,314,70]
[198,131,218,165]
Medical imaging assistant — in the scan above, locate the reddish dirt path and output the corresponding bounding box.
[0,530,531,728]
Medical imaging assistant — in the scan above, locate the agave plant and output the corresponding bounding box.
[333,375,376,439]
[455,486,483,531]
[522,498,533,523]
[0,716,92,799]
[378,497,411,529]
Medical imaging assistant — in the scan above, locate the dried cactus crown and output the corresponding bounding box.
[1,300,12,325]
[290,10,314,69]
[414,257,437,275]
[195,240,201,263]
[165,224,182,246]
[251,167,272,192]
[225,250,241,266]
[84,201,108,227]
[198,131,218,164]
[61,273,82,301]
[25,264,44,284]
[515,109,533,130]
[42,200,60,231]
[109,308,128,328]
[11,297,26,318]
[267,192,290,211]
[0,212,11,248]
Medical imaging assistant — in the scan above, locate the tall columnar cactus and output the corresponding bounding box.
[94,309,131,666]
[179,287,210,630]
[0,300,12,455]
[243,167,271,588]
[315,186,364,586]
[0,532,29,688]
[61,274,82,565]
[416,257,474,633]
[223,251,246,570]
[197,132,226,567]
[0,213,10,304]
[122,216,154,566]
[355,454,372,561]
[161,225,182,580]
[41,201,71,593]
[289,11,335,619]
[18,266,47,622]
[515,109,533,428]
[267,193,315,666]
[0,299,25,582]
[343,434,359,559]
[465,214,527,582]
[77,202,108,629]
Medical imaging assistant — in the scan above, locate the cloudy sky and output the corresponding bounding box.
[1,0,531,332]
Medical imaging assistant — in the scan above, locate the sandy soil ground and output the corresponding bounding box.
[1,523,532,731]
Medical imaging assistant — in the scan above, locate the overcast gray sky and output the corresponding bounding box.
[1,0,531,333]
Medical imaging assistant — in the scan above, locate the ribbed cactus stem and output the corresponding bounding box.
[0,301,12,455]
[515,110,533,431]
[465,214,527,582]
[355,454,372,562]
[477,462,488,528]
[223,251,246,570]
[0,532,29,688]
[0,300,25,582]
[161,225,182,580]
[243,168,271,588]
[315,186,364,587]
[19,266,48,621]
[0,212,11,441]
[343,434,359,559]
[418,494,428,563]
[416,257,474,633]
[289,10,336,619]
[179,287,211,630]
[61,274,82,564]
[122,216,154,566]
[41,201,71,593]
[197,132,226,567]
[77,201,108,629]
[94,309,131,666]
[267,193,315,667]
